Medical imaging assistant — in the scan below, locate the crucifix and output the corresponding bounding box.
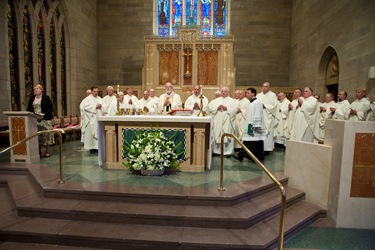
[184,46,192,78]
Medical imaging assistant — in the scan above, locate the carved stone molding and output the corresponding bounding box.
[179,29,198,44]
[157,44,182,52]
[196,44,221,52]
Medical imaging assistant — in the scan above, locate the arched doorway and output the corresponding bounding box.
[318,46,339,101]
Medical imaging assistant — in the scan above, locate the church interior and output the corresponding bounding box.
[0,0,375,249]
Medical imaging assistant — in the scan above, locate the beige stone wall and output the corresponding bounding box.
[231,0,292,87]
[97,0,153,88]
[62,0,97,115]
[290,0,375,102]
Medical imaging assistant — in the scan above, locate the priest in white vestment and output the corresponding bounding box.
[123,87,139,109]
[319,93,337,140]
[102,86,117,115]
[209,86,238,156]
[346,87,370,121]
[287,88,302,140]
[149,88,160,102]
[107,92,125,116]
[137,90,158,114]
[256,82,278,154]
[79,89,93,143]
[234,88,265,162]
[274,92,290,146]
[292,87,320,143]
[233,90,249,150]
[331,91,350,120]
[365,90,375,121]
[80,87,106,154]
[158,82,183,113]
[184,85,209,115]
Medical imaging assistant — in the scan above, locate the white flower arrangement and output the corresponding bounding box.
[123,128,183,172]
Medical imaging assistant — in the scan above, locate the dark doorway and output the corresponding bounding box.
[326,84,338,102]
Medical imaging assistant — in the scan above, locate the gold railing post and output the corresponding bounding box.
[218,133,285,249]
[0,129,65,184]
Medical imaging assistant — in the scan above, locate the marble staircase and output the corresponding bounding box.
[0,163,326,249]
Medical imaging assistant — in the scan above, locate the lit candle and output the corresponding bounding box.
[117,85,120,93]
[200,85,203,95]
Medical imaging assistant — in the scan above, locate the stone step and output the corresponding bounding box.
[15,185,305,229]
[0,184,325,249]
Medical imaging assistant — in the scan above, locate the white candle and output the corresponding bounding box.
[117,85,120,93]
[200,85,203,95]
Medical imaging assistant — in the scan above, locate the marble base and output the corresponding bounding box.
[285,140,332,209]
[325,120,375,229]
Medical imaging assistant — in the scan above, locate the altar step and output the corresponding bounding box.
[0,163,327,249]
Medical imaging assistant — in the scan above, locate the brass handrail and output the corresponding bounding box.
[219,133,286,250]
[0,129,65,184]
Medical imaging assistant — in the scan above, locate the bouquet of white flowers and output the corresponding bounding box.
[123,128,183,172]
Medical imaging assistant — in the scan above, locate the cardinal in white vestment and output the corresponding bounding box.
[184,85,209,115]
[346,88,370,121]
[256,82,278,154]
[319,93,337,140]
[80,87,106,153]
[209,86,238,156]
[292,87,320,143]
[233,90,249,149]
[274,92,290,146]
[331,91,350,120]
[158,82,183,113]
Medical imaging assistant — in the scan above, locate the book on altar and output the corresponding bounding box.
[168,109,193,116]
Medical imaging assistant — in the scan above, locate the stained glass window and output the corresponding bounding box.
[157,0,229,38]
[37,12,46,88]
[60,25,67,116]
[50,20,57,112]
[7,1,20,111]
[23,3,33,99]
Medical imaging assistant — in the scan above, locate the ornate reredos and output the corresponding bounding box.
[179,28,198,45]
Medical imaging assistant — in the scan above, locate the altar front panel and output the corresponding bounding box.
[98,116,211,172]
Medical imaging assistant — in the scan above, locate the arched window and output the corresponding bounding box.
[7,1,20,111]
[6,0,68,115]
[157,0,229,38]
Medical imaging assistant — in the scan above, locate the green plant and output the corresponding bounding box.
[123,128,183,172]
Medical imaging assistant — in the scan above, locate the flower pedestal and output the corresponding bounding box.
[140,169,165,176]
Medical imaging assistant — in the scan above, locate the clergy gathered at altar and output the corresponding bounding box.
[80,82,375,160]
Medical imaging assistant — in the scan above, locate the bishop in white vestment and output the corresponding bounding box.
[158,82,183,113]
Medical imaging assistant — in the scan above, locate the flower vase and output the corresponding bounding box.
[140,169,165,176]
